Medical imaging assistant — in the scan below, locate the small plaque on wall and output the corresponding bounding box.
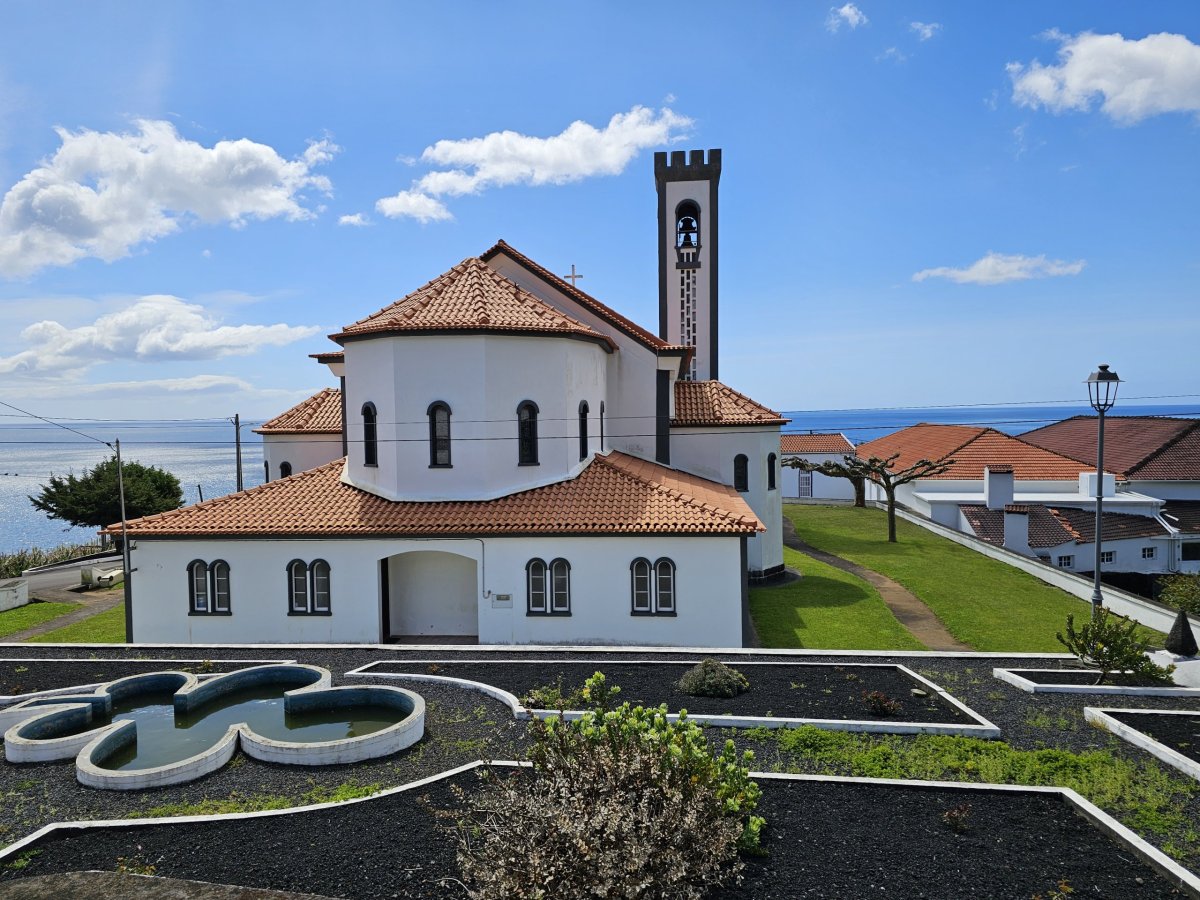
[491,594,512,608]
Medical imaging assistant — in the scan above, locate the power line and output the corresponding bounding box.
[0,399,110,446]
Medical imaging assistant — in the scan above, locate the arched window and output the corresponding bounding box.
[654,558,676,614]
[263,461,270,483]
[733,454,749,492]
[767,453,778,491]
[428,402,451,467]
[630,558,651,614]
[675,200,701,250]
[280,461,293,478]
[287,559,332,615]
[188,559,231,616]
[518,401,539,466]
[578,401,589,461]
[526,559,547,614]
[362,402,378,467]
[599,401,605,450]
[187,560,209,614]
[287,559,309,614]
[211,560,231,614]
[549,558,571,614]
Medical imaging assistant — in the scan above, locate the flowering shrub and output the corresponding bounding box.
[446,673,763,898]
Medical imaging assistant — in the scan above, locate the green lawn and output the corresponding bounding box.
[750,547,926,650]
[785,505,1163,652]
[0,600,80,638]
[27,601,126,643]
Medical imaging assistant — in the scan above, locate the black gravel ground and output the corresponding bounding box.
[1107,711,1200,764]
[5,646,1200,895]
[0,769,1187,900]
[0,658,293,696]
[363,659,974,722]
[1005,668,1188,688]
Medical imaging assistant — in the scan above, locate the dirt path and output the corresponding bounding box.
[7,586,123,642]
[781,517,972,652]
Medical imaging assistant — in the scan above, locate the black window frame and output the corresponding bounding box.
[287,559,333,616]
[630,556,676,616]
[767,453,777,491]
[630,557,652,614]
[362,402,378,467]
[517,400,539,466]
[549,558,572,614]
[526,558,548,615]
[733,454,749,492]
[1183,543,1200,562]
[188,559,232,616]
[578,400,589,461]
[428,401,452,468]
[279,461,293,478]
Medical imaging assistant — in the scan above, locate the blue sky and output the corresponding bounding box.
[0,1,1197,423]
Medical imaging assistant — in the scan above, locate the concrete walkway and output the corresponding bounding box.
[781,517,971,652]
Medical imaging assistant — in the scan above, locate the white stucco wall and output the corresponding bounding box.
[261,434,343,482]
[129,534,746,647]
[1131,481,1200,501]
[671,426,783,575]
[779,452,856,500]
[340,333,608,501]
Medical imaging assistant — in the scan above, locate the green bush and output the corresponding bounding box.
[446,673,763,898]
[1160,574,1200,616]
[1056,609,1175,685]
[678,658,750,699]
[0,542,101,580]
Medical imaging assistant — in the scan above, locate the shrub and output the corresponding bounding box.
[0,542,101,579]
[678,658,750,699]
[861,689,902,717]
[1056,610,1175,686]
[522,675,586,710]
[1160,574,1200,616]
[445,673,763,898]
[940,802,972,833]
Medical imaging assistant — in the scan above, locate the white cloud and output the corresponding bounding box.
[912,252,1086,285]
[375,105,692,222]
[1009,31,1200,124]
[877,47,907,64]
[338,213,370,227]
[0,120,337,278]
[827,3,868,32]
[0,295,318,375]
[910,22,941,41]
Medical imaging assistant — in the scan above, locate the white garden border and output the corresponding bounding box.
[0,759,1195,898]
[1085,708,1200,783]
[995,667,1200,697]
[345,659,1001,738]
[0,658,295,707]
[1,664,425,790]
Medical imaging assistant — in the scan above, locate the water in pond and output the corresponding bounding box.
[95,684,406,771]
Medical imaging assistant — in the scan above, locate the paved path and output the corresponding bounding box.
[781,517,972,652]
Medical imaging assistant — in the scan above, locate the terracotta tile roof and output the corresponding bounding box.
[781,433,854,454]
[253,388,343,435]
[671,381,788,427]
[1021,416,1200,480]
[855,424,1092,480]
[481,240,690,356]
[1162,502,1200,535]
[960,504,1166,548]
[331,257,614,351]
[310,351,344,364]
[110,451,763,538]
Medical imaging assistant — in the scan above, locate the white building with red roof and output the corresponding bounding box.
[779,433,857,500]
[114,150,788,645]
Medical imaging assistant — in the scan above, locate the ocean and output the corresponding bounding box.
[2,402,1197,553]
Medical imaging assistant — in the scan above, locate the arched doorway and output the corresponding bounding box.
[382,550,478,641]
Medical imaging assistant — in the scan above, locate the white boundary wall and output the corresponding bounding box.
[885,504,1197,635]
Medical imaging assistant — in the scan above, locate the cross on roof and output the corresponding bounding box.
[563,264,583,287]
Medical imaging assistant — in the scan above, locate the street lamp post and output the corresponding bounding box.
[1086,364,1121,620]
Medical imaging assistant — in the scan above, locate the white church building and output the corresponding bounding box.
[116,149,788,646]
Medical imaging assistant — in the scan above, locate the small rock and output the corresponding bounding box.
[910,688,928,697]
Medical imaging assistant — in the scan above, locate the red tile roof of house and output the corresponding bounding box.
[1021,416,1200,481]
[960,504,1167,548]
[854,423,1094,480]
[481,240,691,357]
[253,388,343,435]
[331,257,615,351]
[1162,502,1200,536]
[671,381,789,427]
[109,451,763,538]
[780,433,854,454]
[310,351,344,364]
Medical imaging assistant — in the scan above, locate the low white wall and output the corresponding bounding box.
[885,504,1196,635]
[0,580,28,613]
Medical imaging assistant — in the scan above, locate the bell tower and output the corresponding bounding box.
[655,148,721,381]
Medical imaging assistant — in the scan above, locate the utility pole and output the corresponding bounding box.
[114,438,133,642]
[233,413,244,492]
